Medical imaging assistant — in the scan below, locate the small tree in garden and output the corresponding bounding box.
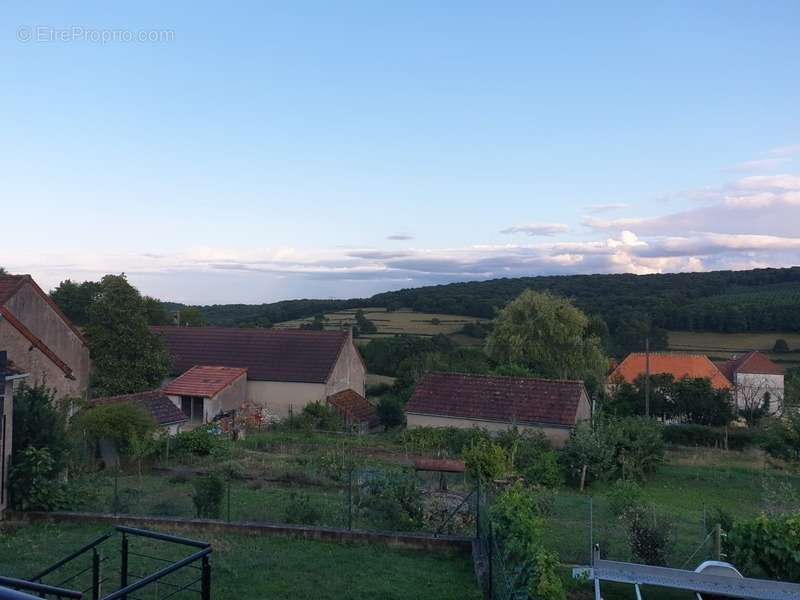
[192,474,225,519]
[626,507,673,566]
[127,431,158,477]
[463,437,511,482]
[376,396,405,428]
[9,447,66,511]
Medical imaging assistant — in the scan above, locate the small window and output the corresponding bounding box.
[180,396,205,423]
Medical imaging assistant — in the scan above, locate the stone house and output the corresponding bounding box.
[153,327,366,419]
[163,365,248,428]
[405,372,591,446]
[1,351,28,515]
[718,351,785,415]
[0,275,90,401]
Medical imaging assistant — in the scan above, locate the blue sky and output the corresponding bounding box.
[2,1,799,303]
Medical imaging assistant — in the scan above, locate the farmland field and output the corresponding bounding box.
[668,330,800,367]
[274,307,486,342]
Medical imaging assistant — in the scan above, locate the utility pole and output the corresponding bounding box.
[644,337,651,418]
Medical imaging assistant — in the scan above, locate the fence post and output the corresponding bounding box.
[347,467,353,531]
[91,548,101,600]
[120,532,128,600]
[589,496,594,566]
[201,554,212,600]
[113,470,119,516]
[714,523,722,560]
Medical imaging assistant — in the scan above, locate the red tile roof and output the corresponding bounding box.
[610,353,732,390]
[0,275,87,345]
[163,365,247,398]
[0,306,74,378]
[89,390,188,426]
[719,351,784,379]
[327,389,379,427]
[405,372,588,427]
[153,327,355,384]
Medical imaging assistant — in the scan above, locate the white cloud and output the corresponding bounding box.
[387,233,414,240]
[768,144,800,157]
[500,223,569,236]
[581,203,629,213]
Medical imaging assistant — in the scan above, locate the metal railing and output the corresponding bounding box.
[0,577,82,599]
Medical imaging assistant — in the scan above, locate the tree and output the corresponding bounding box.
[773,338,791,353]
[376,396,405,428]
[50,279,101,326]
[0,266,7,276]
[143,296,172,326]
[354,310,377,335]
[176,306,207,327]
[85,274,171,396]
[486,290,608,382]
[12,384,69,474]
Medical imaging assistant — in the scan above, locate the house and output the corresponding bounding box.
[327,389,381,433]
[88,389,189,435]
[609,353,732,391]
[1,351,28,515]
[404,372,591,446]
[153,327,366,419]
[718,351,784,415]
[163,365,248,428]
[0,275,90,400]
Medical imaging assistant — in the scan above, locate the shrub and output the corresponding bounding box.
[402,426,491,456]
[611,417,665,481]
[284,402,343,431]
[727,514,800,582]
[173,426,224,457]
[606,480,646,517]
[497,428,560,486]
[284,492,322,525]
[192,474,225,518]
[560,423,616,488]
[359,471,424,531]
[463,438,511,482]
[9,447,66,511]
[71,403,156,454]
[12,384,69,473]
[626,508,673,566]
[376,396,405,429]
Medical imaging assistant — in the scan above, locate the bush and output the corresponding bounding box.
[284,402,343,431]
[284,492,322,525]
[626,507,673,566]
[402,426,490,456]
[560,423,616,488]
[606,480,646,517]
[9,447,66,511]
[12,384,69,473]
[497,429,561,486]
[664,424,760,450]
[172,426,225,457]
[359,471,424,531]
[71,403,156,455]
[463,438,511,482]
[727,513,800,582]
[192,474,225,518]
[376,396,405,429]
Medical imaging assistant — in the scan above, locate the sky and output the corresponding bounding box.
[2,1,799,304]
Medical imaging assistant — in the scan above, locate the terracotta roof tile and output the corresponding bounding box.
[720,351,784,377]
[327,389,379,427]
[405,372,587,427]
[89,390,188,426]
[610,353,732,390]
[163,365,247,397]
[153,326,353,384]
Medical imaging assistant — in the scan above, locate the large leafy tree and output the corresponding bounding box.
[86,274,171,397]
[50,279,101,326]
[486,290,608,384]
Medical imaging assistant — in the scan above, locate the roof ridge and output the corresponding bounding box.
[425,370,585,385]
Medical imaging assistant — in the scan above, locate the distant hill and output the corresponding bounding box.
[173,267,800,338]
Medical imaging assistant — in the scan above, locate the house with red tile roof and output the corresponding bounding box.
[0,275,90,400]
[717,351,784,415]
[1,351,28,515]
[327,389,381,434]
[163,366,248,428]
[153,327,365,419]
[609,353,732,391]
[405,372,591,446]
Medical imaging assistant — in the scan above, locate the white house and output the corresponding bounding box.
[718,351,785,415]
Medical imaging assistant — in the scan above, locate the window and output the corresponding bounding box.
[180,396,205,423]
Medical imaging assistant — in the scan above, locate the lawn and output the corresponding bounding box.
[667,330,800,367]
[0,522,481,600]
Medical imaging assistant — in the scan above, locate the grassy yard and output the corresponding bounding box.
[668,330,800,367]
[274,307,486,340]
[0,522,481,600]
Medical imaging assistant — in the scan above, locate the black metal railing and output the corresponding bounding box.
[0,576,82,599]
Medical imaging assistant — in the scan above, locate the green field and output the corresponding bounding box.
[275,307,486,343]
[668,330,800,367]
[0,522,480,600]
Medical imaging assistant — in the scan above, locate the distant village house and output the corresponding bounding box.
[404,372,591,446]
[718,351,784,415]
